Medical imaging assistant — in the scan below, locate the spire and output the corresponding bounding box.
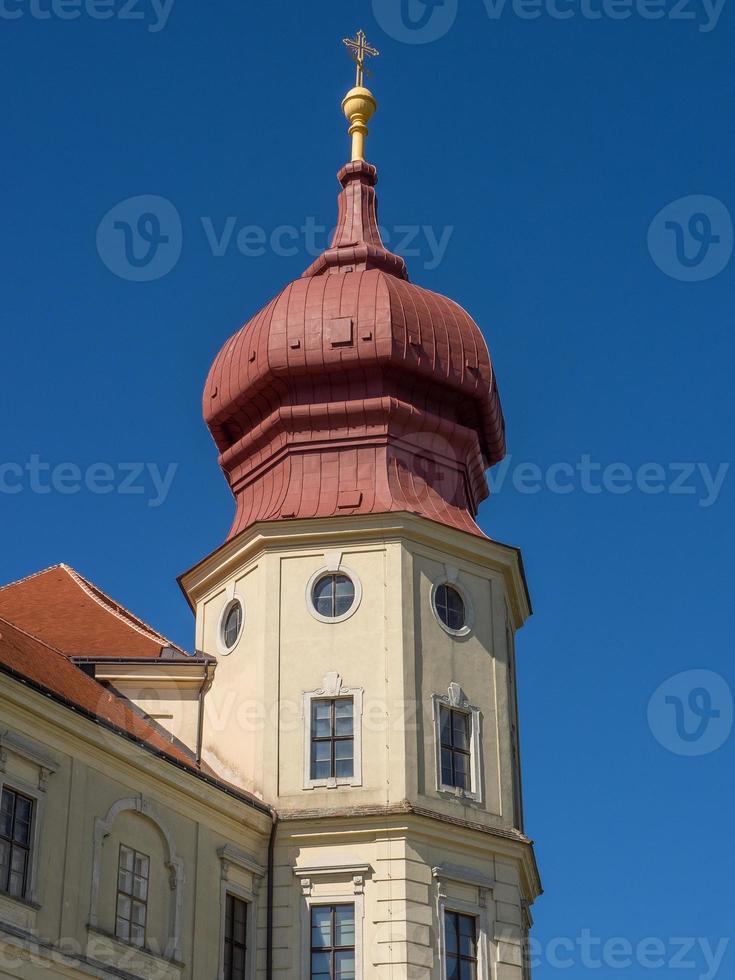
[342,30,379,162]
[301,34,406,280]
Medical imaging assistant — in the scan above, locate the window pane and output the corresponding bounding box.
[118,866,133,893]
[134,852,149,878]
[130,922,145,947]
[460,961,477,980]
[459,916,476,956]
[440,707,452,744]
[8,869,24,897]
[335,758,354,779]
[121,845,134,870]
[335,906,355,947]
[452,712,470,750]
[132,901,146,926]
[116,917,130,942]
[311,907,332,948]
[336,949,356,979]
[313,741,332,763]
[118,895,132,920]
[133,875,147,901]
[224,603,242,647]
[0,839,10,885]
[445,912,459,953]
[10,846,26,875]
[311,951,331,978]
[447,960,461,980]
[335,700,353,736]
[312,701,333,738]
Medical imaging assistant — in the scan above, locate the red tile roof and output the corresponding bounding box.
[0,616,197,769]
[0,564,183,659]
[0,569,271,816]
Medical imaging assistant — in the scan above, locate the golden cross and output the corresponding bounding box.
[343,30,379,88]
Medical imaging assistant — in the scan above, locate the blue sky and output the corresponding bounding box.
[1,0,732,976]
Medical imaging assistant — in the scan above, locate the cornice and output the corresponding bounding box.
[178,512,531,629]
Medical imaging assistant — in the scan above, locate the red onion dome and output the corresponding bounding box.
[204,160,505,541]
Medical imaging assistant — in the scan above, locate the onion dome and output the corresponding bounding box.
[204,50,506,541]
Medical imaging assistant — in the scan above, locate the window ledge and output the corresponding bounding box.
[86,927,184,976]
[304,777,362,790]
[438,786,483,804]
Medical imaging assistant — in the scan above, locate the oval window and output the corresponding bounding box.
[221,600,243,650]
[312,573,356,620]
[434,583,466,632]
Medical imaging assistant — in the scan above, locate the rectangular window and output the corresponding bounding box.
[0,787,33,899]
[224,893,248,980]
[116,844,149,947]
[310,904,355,980]
[440,706,472,791]
[445,911,478,980]
[311,698,354,781]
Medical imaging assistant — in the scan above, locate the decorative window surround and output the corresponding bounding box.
[293,864,369,980]
[89,797,184,963]
[0,730,58,906]
[217,846,264,980]
[431,565,474,637]
[434,864,492,980]
[305,552,362,624]
[303,673,363,790]
[432,684,483,803]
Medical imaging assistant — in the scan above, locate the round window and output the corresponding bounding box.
[312,573,356,620]
[221,600,243,651]
[434,583,467,633]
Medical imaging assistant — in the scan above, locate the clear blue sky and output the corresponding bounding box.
[1,0,732,976]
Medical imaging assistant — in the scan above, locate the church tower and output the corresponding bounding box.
[179,34,541,979]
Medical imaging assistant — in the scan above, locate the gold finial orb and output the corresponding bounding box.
[342,30,379,162]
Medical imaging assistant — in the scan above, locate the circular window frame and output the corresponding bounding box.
[431,579,474,637]
[217,596,245,656]
[306,566,362,624]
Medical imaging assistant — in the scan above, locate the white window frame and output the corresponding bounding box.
[303,673,363,790]
[217,845,264,980]
[0,730,57,906]
[432,683,483,803]
[431,565,474,638]
[434,864,494,980]
[294,865,369,980]
[305,551,362,625]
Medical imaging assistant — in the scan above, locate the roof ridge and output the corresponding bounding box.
[59,566,185,653]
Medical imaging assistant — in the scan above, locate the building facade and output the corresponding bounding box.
[0,58,541,980]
